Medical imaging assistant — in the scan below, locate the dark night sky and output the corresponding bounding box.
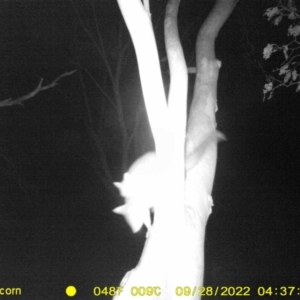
[0,1,300,299]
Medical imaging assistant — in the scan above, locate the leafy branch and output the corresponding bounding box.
[263,2,300,100]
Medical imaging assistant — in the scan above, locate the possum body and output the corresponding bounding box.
[113,130,225,234]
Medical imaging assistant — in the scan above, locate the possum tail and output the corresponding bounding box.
[185,131,226,172]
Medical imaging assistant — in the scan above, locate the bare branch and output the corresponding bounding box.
[0,70,77,108]
[165,0,188,150]
[117,0,168,158]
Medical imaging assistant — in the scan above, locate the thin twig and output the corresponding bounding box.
[0,70,77,107]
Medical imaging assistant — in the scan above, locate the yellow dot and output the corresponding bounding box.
[66,286,77,297]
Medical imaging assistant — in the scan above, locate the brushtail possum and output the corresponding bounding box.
[113,130,225,234]
[113,152,158,233]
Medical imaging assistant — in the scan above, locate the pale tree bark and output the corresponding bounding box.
[114,0,238,299]
[185,0,239,294]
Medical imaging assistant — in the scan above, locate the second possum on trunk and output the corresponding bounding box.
[113,130,225,235]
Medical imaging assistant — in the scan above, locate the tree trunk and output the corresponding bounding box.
[185,0,239,294]
[114,1,238,299]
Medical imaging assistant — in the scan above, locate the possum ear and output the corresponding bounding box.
[113,204,145,233]
[114,181,127,197]
[114,173,132,187]
[114,173,134,197]
[113,182,122,190]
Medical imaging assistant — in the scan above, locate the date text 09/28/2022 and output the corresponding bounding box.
[92,286,300,297]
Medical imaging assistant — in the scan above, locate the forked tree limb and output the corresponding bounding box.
[114,0,238,299]
[0,70,77,108]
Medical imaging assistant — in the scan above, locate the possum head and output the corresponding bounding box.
[113,152,158,233]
